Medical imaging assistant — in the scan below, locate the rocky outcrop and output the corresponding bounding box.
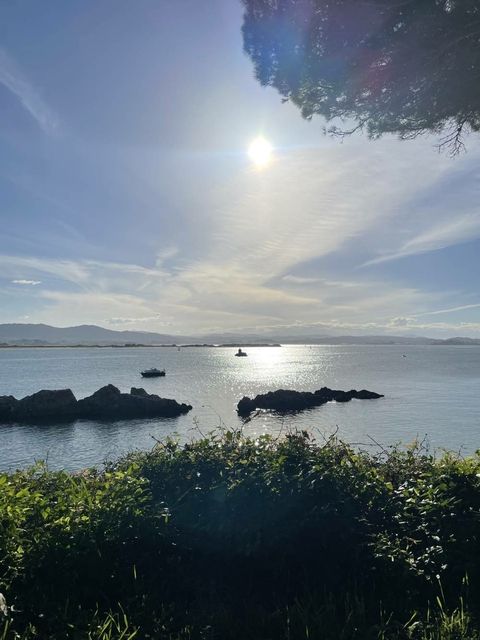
[0,385,192,423]
[130,387,149,397]
[77,385,191,419]
[17,389,78,419]
[0,396,18,421]
[237,387,383,416]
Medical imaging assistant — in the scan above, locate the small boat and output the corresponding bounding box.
[141,368,166,378]
[235,348,248,357]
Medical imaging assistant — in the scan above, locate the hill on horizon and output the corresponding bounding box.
[0,323,193,345]
[0,323,479,346]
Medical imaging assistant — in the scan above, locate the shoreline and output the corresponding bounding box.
[1,342,480,349]
[0,342,282,349]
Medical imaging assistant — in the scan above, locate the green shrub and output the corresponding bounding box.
[1,431,480,638]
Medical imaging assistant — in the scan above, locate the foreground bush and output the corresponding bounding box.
[1,430,480,638]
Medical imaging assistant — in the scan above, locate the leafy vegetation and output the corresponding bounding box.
[1,430,480,638]
[242,0,480,154]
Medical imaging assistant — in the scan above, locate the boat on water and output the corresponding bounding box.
[235,348,248,357]
[141,368,166,378]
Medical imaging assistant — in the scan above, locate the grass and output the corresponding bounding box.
[1,429,480,638]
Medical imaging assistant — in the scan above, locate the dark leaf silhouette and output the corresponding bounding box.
[242,0,480,153]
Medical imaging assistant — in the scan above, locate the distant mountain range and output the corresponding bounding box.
[0,323,480,346]
[0,323,194,345]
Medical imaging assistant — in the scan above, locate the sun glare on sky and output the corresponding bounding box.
[248,136,273,168]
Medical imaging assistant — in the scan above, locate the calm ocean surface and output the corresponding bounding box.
[0,344,479,471]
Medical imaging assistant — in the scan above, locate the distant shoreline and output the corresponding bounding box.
[2,324,480,347]
[1,341,480,349]
[0,343,282,349]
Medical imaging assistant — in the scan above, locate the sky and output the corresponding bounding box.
[1,0,480,338]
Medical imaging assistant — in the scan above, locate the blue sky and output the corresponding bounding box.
[1,0,480,337]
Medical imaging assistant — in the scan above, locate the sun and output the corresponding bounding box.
[248,136,273,168]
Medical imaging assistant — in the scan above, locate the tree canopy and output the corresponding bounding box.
[242,0,480,153]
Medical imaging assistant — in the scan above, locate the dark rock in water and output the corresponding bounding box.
[75,385,190,419]
[77,385,192,419]
[237,387,383,416]
[355,389,383,400]
[16,389,78,419]
[0,395,18,421]
[130,387,149,397]
[0,385,192,423]
[77,384,121,415]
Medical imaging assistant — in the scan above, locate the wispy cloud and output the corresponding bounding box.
[385,319,480,335]
[0,48,58,133]
[282,275,320,284]
[11,279,41,286]
[0,255,169,290]
[415,303,480,317]
[107,315,166,326]
[364,209,480,266]
[156,246,179,266]
[0,256,90,285]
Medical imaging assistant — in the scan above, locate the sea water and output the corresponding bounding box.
[0,344,479,470]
